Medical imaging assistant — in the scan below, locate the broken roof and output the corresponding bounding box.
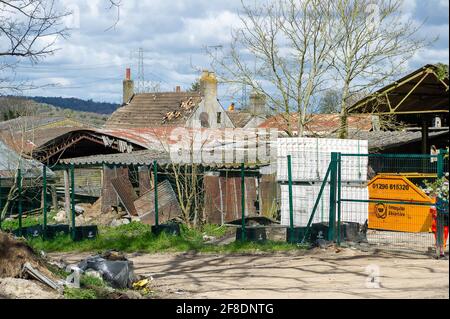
[105,92,203,128]
[0,116,85,133]
[0,140,54,179]
[349,64,449,115]
[258,113,373,136]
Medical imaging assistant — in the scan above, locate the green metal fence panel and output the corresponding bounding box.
[287,155,294,244]
[70,164,76,240]
[240,163,246,242]
[301,163,333,244]
[328,153,338,241]
[18,168,22,237]
[153,160,159,226]
[336,151,449,255]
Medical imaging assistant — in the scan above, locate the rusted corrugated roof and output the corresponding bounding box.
[258,113,373,136]
[105,92,203,128]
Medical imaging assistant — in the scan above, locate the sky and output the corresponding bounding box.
[7,0,450,105]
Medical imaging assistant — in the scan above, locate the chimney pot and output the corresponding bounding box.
[176,86,181,93]
[126,68,131,80]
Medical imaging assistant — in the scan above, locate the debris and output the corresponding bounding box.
[135,180,182,225]
[0,232,57,280]
[110,218,130,227]
[202,235,216,242]
[78,255,137,289]
[101,250,127,261]
[111,176,138,216]
[74,205,85,214]
[21,262,63,292]
[85,269,103,280]
[54,210,67,223]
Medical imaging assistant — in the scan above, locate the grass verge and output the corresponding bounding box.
[21,221,305,254]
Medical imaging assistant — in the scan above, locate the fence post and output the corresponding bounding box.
[240,163,246,242]
[18,168,23,237]
[153,160,159,226]
[436,150,446,257]
[437,149,444,178]
[328,153,338,241]
[337,153,342,246]
[43,165,47,239]
[70,164,75,240]
[0,176,2,230]
[287,155,295,243]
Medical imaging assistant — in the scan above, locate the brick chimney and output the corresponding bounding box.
[175,86,181,93]
[123,68,134,104]
[249,90,266,116]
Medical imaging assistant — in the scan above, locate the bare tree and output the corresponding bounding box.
[208,0,337,136]
[329,0,432,138]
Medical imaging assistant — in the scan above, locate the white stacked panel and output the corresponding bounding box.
[280,184,368,227]
[277,138,368,182]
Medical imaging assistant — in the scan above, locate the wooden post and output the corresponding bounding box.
[421,120,429,154]
[63,168,71,223]
[51,185,58,210]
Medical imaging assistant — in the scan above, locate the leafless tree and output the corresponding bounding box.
[329,0,433,138]
[208,0,337,136]
[0,0,69,95]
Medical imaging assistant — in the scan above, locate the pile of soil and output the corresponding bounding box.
[0,278,62,299]
[0,231,56,280]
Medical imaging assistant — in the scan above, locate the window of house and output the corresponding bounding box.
[200,112,210,128]
[217,112,222,124]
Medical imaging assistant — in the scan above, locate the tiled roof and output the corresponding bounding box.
[105,92,202,128]
[258,113,373,135]
[226,112,254,128]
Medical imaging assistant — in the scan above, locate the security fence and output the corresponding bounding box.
[0,160,279,242]
[1,147,448,257]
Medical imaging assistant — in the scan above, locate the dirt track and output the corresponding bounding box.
[51,248,449,299]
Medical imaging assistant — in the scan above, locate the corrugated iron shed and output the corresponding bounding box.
[59,149,268,169]
[0,140,54,179]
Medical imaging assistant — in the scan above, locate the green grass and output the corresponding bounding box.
[24,222,304,254]
[64,287,98,299]
[1,211,57,231]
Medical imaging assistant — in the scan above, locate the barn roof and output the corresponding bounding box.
[349,64,449,115]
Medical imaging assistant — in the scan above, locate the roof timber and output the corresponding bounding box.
[349,64,449,115]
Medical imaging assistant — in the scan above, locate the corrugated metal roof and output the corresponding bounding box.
[0,140,54,179]
[59,149,268,169]
[349,130,449,150]
[59,150,171,166]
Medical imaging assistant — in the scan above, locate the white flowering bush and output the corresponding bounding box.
[423,173,449,200]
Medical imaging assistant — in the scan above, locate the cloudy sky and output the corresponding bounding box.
[9,0,450,106]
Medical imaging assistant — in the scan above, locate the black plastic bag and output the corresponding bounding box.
[78,256,136,289]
